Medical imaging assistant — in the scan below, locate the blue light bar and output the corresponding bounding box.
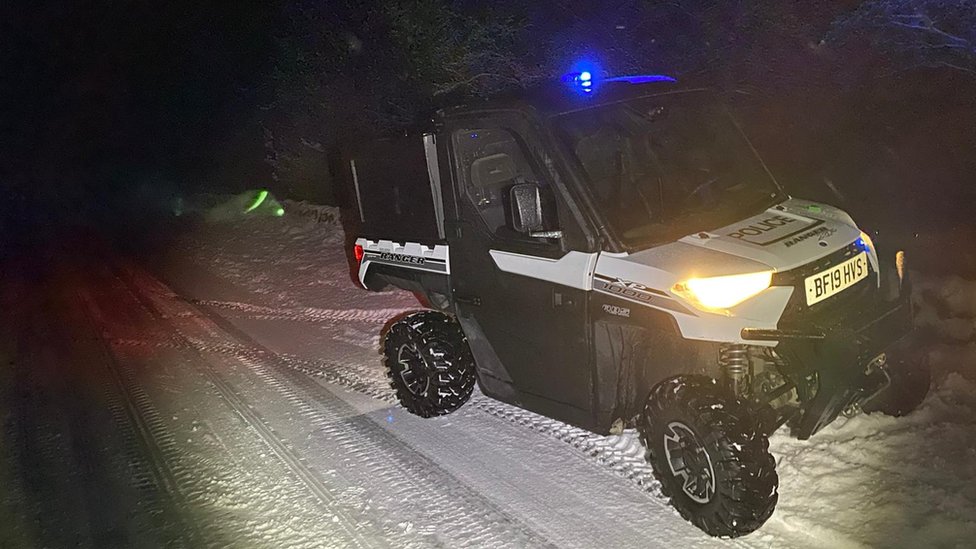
[563,72,595,94]
[562,66,676,96]
[562,59,602,96]
[604,74,677,84]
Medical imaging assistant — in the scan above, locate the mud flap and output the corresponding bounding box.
[455,312,517,401]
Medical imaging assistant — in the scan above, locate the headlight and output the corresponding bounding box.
[672,271,773,311]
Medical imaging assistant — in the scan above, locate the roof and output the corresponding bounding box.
[437,74,692,120]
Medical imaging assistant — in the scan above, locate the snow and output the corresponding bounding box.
[116,198,976,546]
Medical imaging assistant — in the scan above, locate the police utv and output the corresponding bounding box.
[347,73,929,537]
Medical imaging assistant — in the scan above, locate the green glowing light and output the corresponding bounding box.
[807,204,822,213]
[244,189,269,213]
[275,207,285,216]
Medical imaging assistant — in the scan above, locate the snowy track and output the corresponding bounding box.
[70,261,384,547]
[0,262,188,547]
[78,286,206,547]
[113,263,557,548]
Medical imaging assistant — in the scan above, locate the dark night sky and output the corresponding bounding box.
[1,2,278,195]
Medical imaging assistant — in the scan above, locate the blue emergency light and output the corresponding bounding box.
[563,60,676,96]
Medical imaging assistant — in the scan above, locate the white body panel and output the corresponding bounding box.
[676,199,868,273]
[488,250,598,291]
[356,238,450,288]
[593,252,794,345]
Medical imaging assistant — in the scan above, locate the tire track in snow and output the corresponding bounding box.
[76,286,203,548]
[5,292,169,548]
[466,397,658,491]
[107,331,660,496]
[174,316,666,497]
[109,267,381,549]
[225,348,554,549]
[112,335,394,405]
[117,263,557,549]
[193,299,405,324]
[189,305,664,495]
[122,298,670,503]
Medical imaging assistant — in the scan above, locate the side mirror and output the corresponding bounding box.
[509,183,543,233]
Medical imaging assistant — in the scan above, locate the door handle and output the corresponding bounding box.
[455,294,482,306]
[553,291,575,308]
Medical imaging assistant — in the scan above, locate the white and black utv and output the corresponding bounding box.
[347,74,928,538]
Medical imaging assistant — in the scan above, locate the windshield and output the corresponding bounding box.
[552,91,783,248]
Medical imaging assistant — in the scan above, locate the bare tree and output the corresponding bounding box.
[826,0,976,76]
[384,0,546,98]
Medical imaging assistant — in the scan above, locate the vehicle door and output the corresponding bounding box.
[441,114,598,427]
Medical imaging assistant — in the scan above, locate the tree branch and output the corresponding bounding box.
[937,61,976,75]
[889,19,969,46]
[432,72,495,95]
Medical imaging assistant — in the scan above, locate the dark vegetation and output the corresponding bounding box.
[2,1,974,270]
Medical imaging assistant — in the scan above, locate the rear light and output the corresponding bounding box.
[353,244,364,262]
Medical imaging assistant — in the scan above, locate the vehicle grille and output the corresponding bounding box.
[772,241,877,329]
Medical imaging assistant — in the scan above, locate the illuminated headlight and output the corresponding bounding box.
[672,271,773,311]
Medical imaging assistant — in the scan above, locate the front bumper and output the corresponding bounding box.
[744,287,914,439]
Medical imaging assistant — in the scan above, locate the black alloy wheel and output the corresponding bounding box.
[383,311,476,417]
[639,375,778,538]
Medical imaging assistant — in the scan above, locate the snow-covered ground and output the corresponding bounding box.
[143,195,976,548]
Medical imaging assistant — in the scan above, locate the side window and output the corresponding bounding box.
[453,127,558,240]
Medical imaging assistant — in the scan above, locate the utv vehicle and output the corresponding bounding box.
[347,73,929,537]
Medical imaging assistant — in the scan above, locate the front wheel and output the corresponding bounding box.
[384,311,476,417]
[639,375,778,538]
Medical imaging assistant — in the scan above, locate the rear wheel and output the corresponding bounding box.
[384,311,476,417]
[639,375,778,538]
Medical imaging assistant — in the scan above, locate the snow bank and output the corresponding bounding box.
[171,198,416,312]
[166,190,288,222]
[280,200,341,226]
[765,272,976,548]
[914,272,976,380]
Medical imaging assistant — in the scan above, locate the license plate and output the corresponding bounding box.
[804,252,869,306]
